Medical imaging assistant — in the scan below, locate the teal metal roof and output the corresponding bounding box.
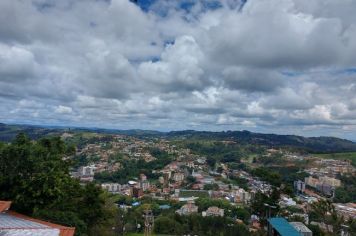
[268,218,301,236]
[159,204,171,209]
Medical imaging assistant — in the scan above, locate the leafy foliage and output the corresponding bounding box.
[0,133,115,236]
[153,213,251,236]
[95,148,173,184]
[251,167,282,187]
[334,175,356,203]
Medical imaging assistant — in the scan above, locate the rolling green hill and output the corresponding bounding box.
[1,123,356,153]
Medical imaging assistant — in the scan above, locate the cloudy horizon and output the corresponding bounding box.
[1,0,356,139]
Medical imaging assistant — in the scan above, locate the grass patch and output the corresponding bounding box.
[313,152,356,166]
[179,190,209,198]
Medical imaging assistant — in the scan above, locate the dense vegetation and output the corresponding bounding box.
[116,196,254,236]
[334,175,356,203]
[95,148,173,184]
[154,214,251,236]
[0,133,116,236]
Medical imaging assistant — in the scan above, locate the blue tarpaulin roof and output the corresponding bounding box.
[268,218,301,236]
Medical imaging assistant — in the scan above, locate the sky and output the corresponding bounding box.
[1,0,356,139]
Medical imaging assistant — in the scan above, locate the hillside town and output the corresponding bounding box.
[2,0,356,235]
[65,132,356,236]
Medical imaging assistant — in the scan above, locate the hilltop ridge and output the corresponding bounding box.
[0,123,355,153]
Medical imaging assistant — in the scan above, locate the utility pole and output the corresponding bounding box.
[143,209,154,236]
[264,203,277,219]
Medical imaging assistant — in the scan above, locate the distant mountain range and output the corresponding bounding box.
[1,123,356,153]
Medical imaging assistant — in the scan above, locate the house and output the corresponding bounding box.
[234,188,251,204]
[186,161,195,168]
[294,180,305,193]
[316,183,334,196]
[203,206,224,217]
[101,183,121,193]
[279,197,296,207]
[78,165,95,177]
[176,201,198,215]
[132,187,144,198]
[0,201,75,236]
[140,181,150,192]
[305,176,341,188]
[173,172,185,182]
[333,203,356,220]
[304,177,319,188]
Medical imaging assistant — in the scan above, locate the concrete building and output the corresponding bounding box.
[132,187,144,198]
[305,176,341,188]
[78,165,95,177]
[140,181,150,192]
[319,176,341,187]
[176,201,198,215]
[290,222,313,236]
[294,180,305,193]
[173,172,185,182]
[234,188,251,204]
[304,177,319,188]
[101,183,121,193]
[279,197,296,207]
[316,183,334,196]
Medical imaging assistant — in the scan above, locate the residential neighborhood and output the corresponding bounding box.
[60,131,356,235]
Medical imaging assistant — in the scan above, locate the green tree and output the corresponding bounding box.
[0,133,114,236]
[310,199,343,233]
[154,216,182,234]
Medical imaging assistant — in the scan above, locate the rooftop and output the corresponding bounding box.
[0,200,75,236]
[290,222,312,233]
[0,213,52,229]
[268,218,301,236]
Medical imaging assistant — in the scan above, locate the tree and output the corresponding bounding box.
[186,175,197,184]
[252,167,282,187]
[309,199,343,233]
[203,183,219,191]
[334,175,356,203]
[250,189,280,223]
[308,224,325,236]
[0,133,113,236]
[206,156,216,168]
[154,216,182,234]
